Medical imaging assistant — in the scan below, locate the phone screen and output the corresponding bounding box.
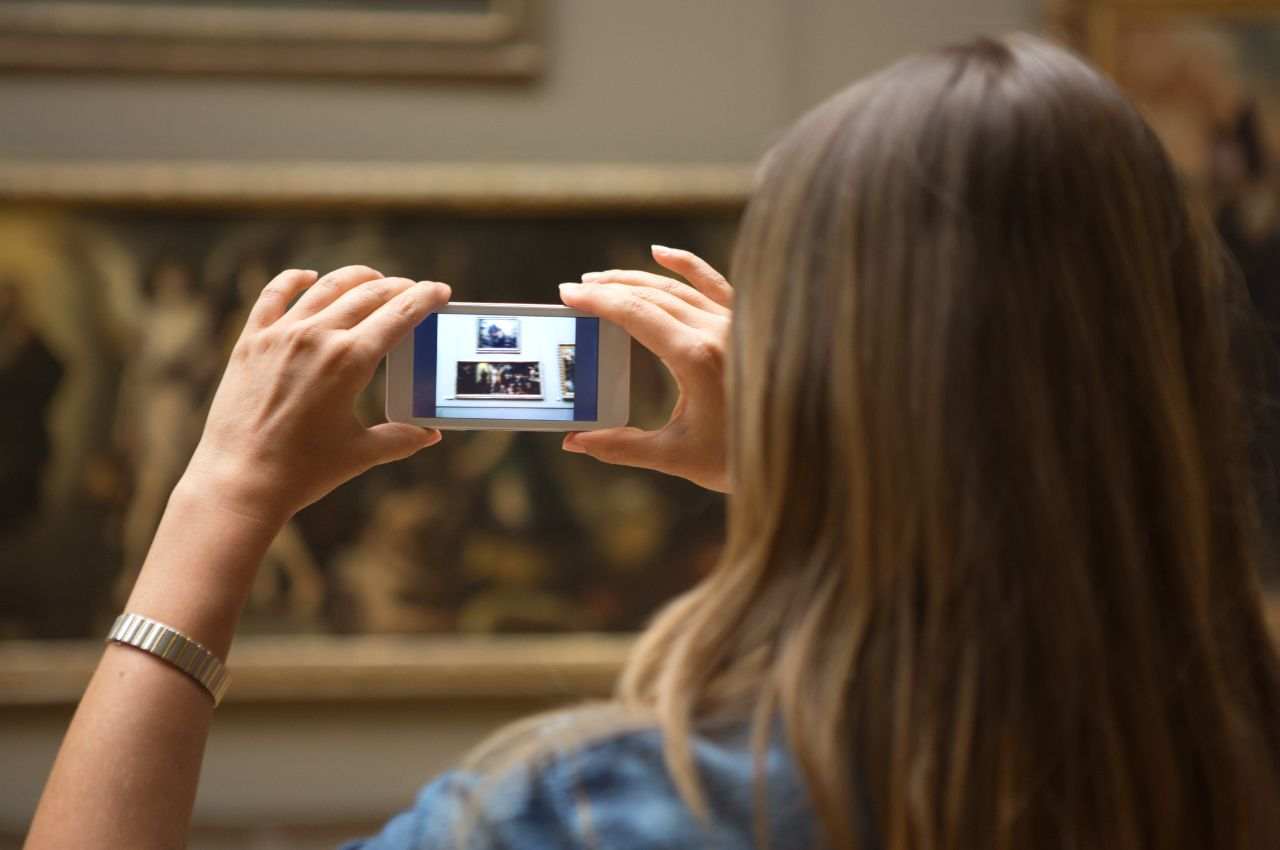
[412,313,600,421]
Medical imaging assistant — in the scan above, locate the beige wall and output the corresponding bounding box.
[0,0,1039,164]
[1,0,1039,845]
[2,699,551,848]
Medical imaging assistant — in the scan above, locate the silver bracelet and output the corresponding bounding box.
[106,612,231,707]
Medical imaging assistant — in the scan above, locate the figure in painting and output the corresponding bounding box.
[0,278,63,535]
[114,257,221,599]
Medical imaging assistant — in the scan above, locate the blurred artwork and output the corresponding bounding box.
[476,318,522,353]
[1058,3,1279,239]
[1062,4,1280,259]
[1063,2,1280,576]
[559,344,576,400]
[456,361,542,398]
[0,207,735,640]
[1107,14,1278,195]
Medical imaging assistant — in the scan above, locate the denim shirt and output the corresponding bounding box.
[340,726,818,850]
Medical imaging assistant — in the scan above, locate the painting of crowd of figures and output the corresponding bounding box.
[0,205,736,640]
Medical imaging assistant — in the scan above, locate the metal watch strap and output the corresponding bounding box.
[106,612,230,707]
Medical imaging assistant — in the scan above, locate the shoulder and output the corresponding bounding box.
[540,724,814,849]
[343,721,815,850]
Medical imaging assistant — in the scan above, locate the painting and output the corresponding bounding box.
[1055,1,1279,191]
[0,0,544,78]
[0,163,744,692]
[456,361,542,398]
[477,317,522,353]
[1056,1,1280,582]
[559,343,575,400]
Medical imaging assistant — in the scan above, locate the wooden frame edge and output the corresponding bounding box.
[4,594,1277,705]
[0,161,755,213]
[0,0,529,43]
[0,0,544,79]
[0,634,633,705]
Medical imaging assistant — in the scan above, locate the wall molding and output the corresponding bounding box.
[0,161,755,213]
[0,634,632,705]
[0,0,545,79]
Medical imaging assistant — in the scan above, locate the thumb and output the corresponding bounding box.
[563,427,667,472]
[361,423,442,466]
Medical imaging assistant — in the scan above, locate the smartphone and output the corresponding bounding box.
[385,302,630,431]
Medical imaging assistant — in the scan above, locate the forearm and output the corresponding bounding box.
[24,264,448,849]
[24,479,279,850]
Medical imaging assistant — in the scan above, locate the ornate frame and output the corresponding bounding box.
[0,0,545,79]
[0,160,753,212]
[0,158,747,706]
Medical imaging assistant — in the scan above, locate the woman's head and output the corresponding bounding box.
[623,34,1280,849]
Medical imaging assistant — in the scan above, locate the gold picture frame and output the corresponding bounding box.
[0,160,754,213]
[0,159,745,706]
[0,0,545,79]
[0,634,632,705]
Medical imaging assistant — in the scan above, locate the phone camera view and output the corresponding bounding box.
[413,314,599,421]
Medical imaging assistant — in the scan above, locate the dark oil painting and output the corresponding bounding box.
[0,206,737,641]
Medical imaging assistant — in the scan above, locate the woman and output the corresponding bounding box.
[25,33,1280,850]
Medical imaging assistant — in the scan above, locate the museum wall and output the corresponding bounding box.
[0,0,1037,164]
[0,1,1040,848]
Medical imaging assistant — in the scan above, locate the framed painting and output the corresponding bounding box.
[455,360,543,398]
[0,160,749,704]
[559,343,575,400]
[1054,1,1280,588]
[0,0,545,79]
[476,317,522,354]
[1052,0,1280,189]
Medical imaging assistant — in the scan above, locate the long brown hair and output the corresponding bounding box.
[620,34,1280,849]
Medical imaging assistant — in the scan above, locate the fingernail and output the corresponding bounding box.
[423,429,442,446]
[581,272,604,282]
[562,434,586,453]
[651,244,671,255]
[559,282,582,296]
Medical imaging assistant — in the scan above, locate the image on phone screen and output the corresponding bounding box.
[412,313,599,421]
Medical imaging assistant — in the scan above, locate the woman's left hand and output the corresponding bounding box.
[182,265,450,525]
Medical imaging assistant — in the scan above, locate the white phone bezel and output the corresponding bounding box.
[385,302,630,431]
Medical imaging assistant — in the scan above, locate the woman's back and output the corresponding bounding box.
[354,33,1280,850]
[617,33,1280,850]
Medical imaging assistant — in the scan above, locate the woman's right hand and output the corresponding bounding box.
[558,245,732,493]
[183,266,451,525]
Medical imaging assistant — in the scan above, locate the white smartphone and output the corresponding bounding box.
[385,302,630,431]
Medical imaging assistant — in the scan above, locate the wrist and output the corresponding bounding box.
[124,481,283,657]
[177,448,296,529]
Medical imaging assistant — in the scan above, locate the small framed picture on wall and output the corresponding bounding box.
[477,317,522,354]
[559,343,576,400]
